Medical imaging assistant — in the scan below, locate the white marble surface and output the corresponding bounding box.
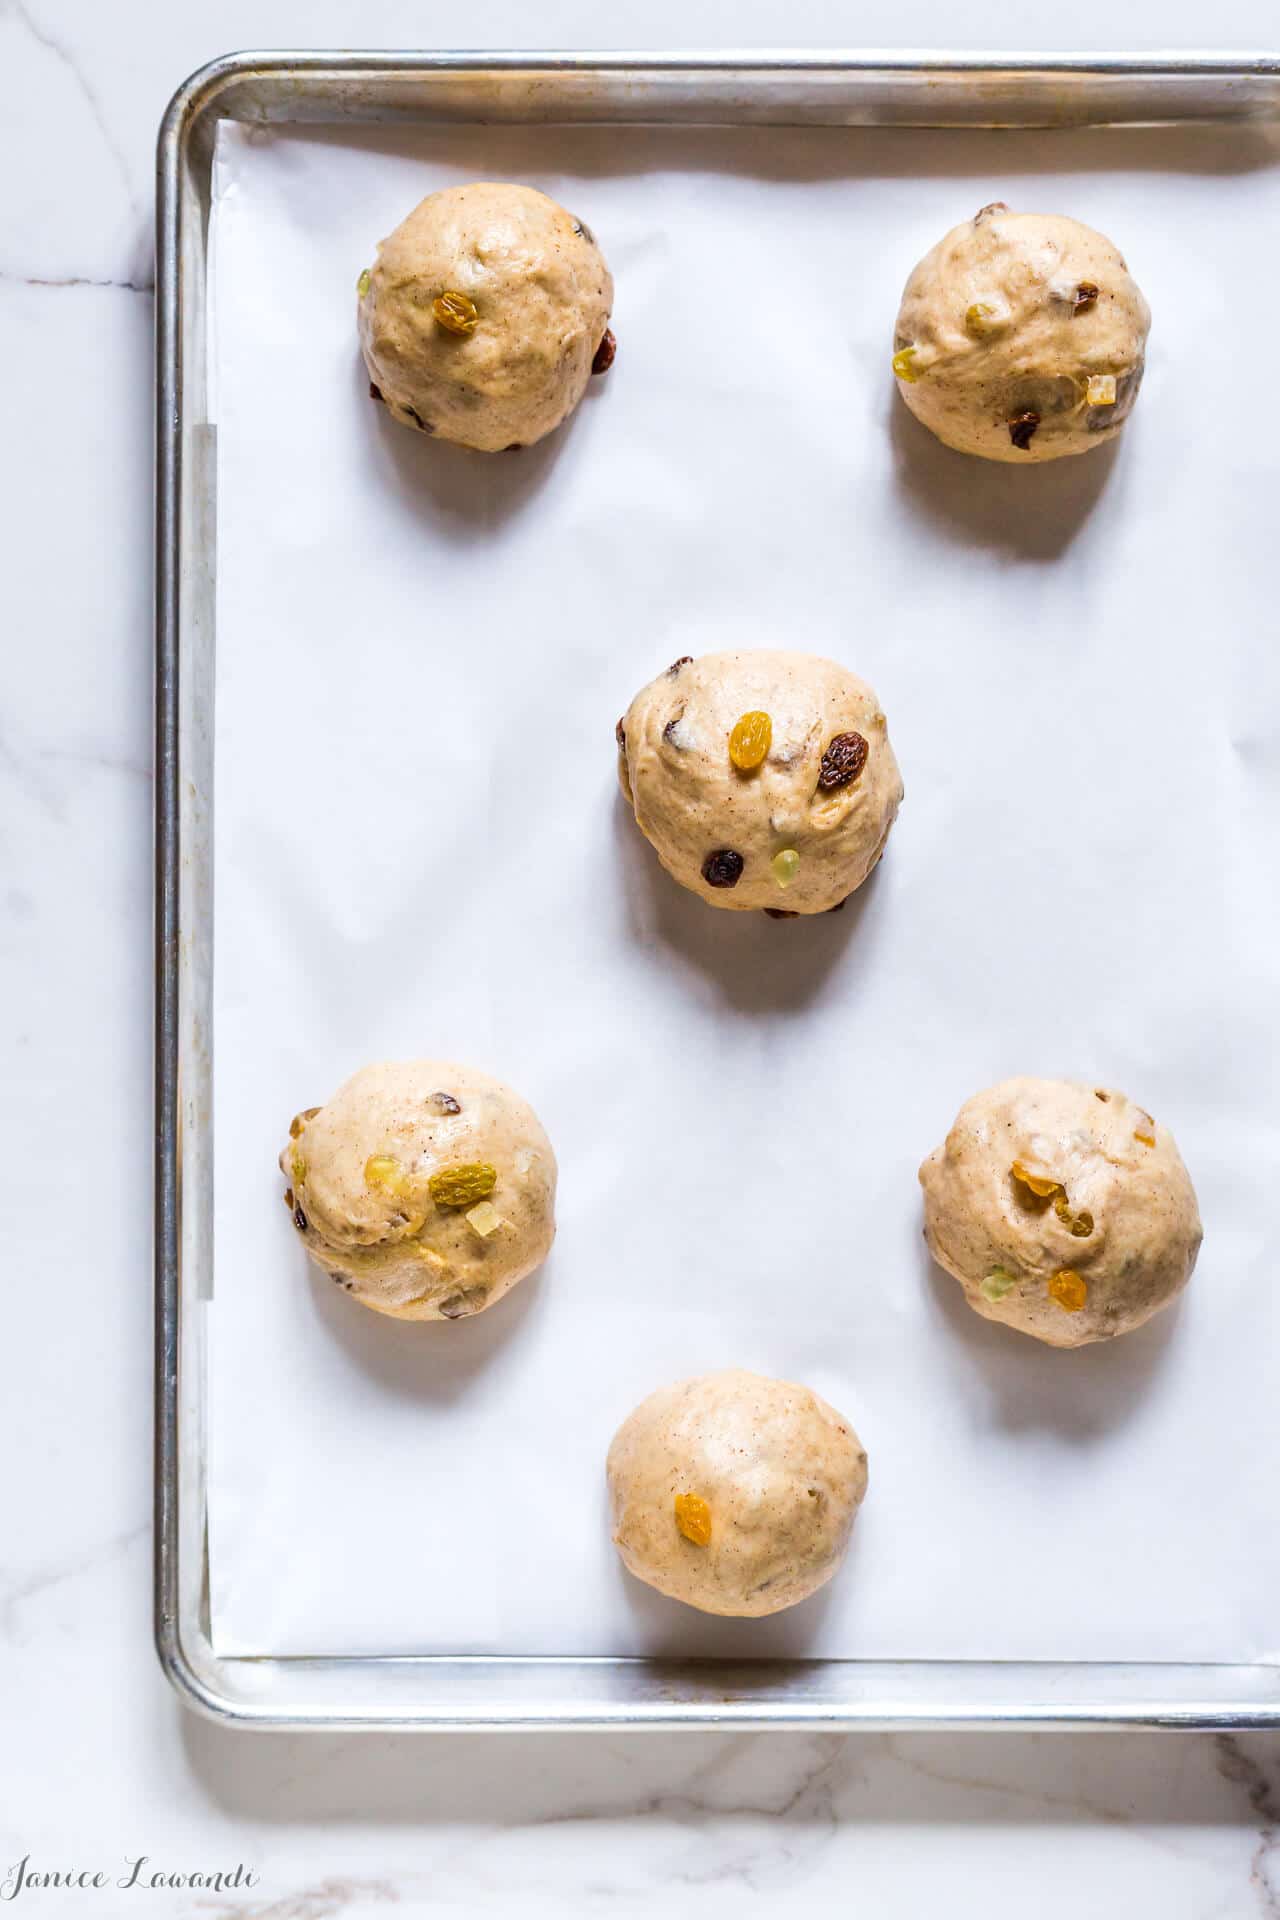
[3,1,1279,1913]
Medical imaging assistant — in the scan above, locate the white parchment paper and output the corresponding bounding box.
[208,118,1280,1660]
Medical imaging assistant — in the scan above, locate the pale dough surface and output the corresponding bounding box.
[607,1370,868,1618]
[617,650,903,914]
[919,1077,1201,1348]
[358,181,613,451]
[894,206,1151,463]
[279,1060,557,1321]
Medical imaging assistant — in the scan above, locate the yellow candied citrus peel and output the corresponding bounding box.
[771,848,801,889]
[412,1244,449,1272]
[1086,373,1117,406]
[1048,1270,1089,1313]
[365,1153,407,1195]
[357,268,371,298]
[980,1268,1018,1302]
[429,1162,498,1209]
[964,301,1007,337]
[728,710,772,771]
[1010,1160,1063,1200]
[289,1106,320,1140]
[892,346,922,383]
[674,1492,713,1547]
[433,290,479,335]
[464,1200,504,1239]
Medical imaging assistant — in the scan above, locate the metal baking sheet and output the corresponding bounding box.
[156,50,1280,1730]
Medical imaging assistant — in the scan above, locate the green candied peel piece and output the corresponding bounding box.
[981,1268,1018,1302]
[892,346,921,384]
[357,268,371,298]
[771,848,801,889]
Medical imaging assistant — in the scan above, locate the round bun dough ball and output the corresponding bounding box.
[606,1370,868,1617]
[893,204,1150,462]
[358,182,614,451]
[617,651,903,915]
[919,1077,1201,1348]
[280,1060,556,1321]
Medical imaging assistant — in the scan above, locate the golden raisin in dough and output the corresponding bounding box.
[358,182,614,452]
[728,711,772,772]
[893,207,1150,463]
[279,1060,556,1322]
[617,650,903,915]
[919,1077,1201,1348]
[1011,1161,1062,1200]
[1048,1271,1089,1313]
[1053,1194,1094,1237]
[607,1370,868,1617]
[673,1493,713,1546]
[431,289,479,335]
[427,1163,498,1209]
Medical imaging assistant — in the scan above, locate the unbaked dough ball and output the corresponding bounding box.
[919,1077,1201,1348]
[616,651,903,915]
[358,182,614,451]
[280,1060,556,1321]
[606,1370,868,1617]
[893,204,1150,462]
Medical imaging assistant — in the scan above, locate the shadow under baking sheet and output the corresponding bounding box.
[178,1701,1280,1842]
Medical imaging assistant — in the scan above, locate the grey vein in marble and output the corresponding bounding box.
[2,0,150,286]
[199,1878,400,1919]
[1216,1737,1280,1917]
[0,1520,147,1642]
[0,269,154,293]
[9,0,137,203]
[523,1733,846,1894]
